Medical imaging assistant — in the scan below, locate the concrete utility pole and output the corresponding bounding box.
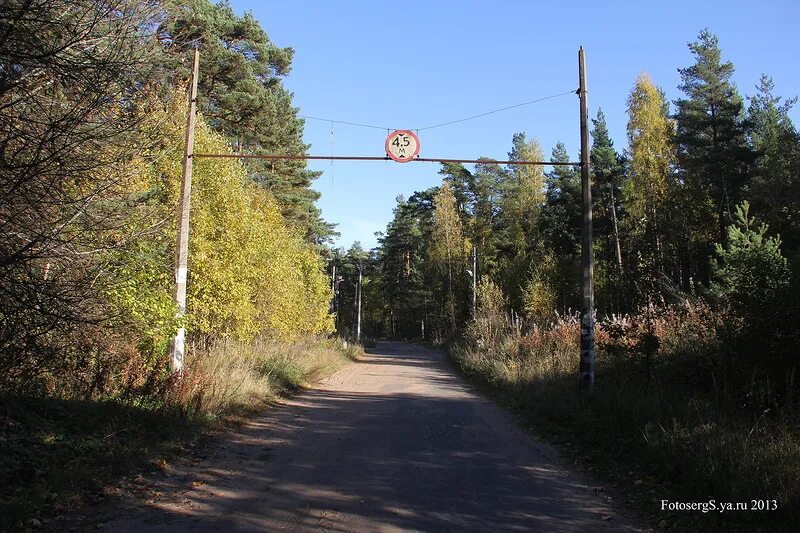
[356,260,363,342]
[330,263,336,312]
[472,246,477,317]
[578,47,595,389]
[169,48,200,374]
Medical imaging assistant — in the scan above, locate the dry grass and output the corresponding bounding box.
[168,335,363,420]
[1,335,361,529]
[452,303,800,531]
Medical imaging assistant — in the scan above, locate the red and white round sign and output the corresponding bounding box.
[385,130,420,163]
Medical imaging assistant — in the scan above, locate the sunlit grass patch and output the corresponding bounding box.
[451,305,800,531]
[0,336,361,529]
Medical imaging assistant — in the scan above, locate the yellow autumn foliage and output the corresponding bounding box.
[126,89,333,342]
[624,72,675,223]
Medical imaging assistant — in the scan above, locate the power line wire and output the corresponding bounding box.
[415,90,576,131]
[298,115,391,130]
[297,89,576,133]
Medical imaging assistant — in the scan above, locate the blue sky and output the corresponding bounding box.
[234,0,799,250]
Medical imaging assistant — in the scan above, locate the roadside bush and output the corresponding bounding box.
[0,0,162,394]
[1,335,359,527]
[467,278,508,349]
[451,297,800,531]
[711,201,791,343]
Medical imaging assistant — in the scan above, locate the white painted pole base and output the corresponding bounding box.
[170,326,185,374]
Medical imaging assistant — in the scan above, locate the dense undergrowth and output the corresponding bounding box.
[0,336,361,530]
[451,301,799,531]
[0,3,357,529]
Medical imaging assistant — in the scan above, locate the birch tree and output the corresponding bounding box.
[430,180,468,334]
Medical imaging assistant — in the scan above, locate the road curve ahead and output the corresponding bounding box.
[83,341,639,532]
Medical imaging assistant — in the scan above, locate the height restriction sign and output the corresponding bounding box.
[385,130,421,163]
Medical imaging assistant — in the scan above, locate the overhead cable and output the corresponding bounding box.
[298,89,576,133]
[414,90,576,131]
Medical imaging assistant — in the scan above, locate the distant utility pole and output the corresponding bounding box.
[169,47,200,375]
[578,46,595,390]
[471,246,477,317]
[330,262,336,312]
[356,260,363,342]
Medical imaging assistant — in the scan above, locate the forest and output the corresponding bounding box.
[0,0,363,523]
[2,0,799,529]
[331,29,800,529]
[0,0,348,392]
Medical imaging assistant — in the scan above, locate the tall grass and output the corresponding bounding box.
[1,335,361,529]
[169,336,362,419]
[452,303,800,531]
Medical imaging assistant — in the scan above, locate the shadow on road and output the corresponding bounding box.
[64,341,632,532]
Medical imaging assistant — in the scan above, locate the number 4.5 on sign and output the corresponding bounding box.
[385,130,420,163]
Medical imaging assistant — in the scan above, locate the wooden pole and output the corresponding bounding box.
[330,263,336,312]
[356,260,363,342]
[169,48,199,374]
[578,46,595,389]
[472,246,477,317]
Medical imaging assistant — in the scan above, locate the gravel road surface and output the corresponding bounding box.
[59,341,639,532]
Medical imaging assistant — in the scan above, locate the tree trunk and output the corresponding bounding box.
[609,185,623,271]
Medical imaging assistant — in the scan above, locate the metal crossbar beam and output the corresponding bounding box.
[193,153,581,166]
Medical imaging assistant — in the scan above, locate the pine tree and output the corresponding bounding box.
[158,0,334,244]
[674,29,754,253]
[747,75,796,150]
[377,193,435,338]
[332,243,372,338]
[497,133,547,312]
[469,160,506,278]
[711,202,790,340]
[541,142,582,312]
[746,75,800,253]
[439,160,503,280]
[591,110,625,273]
[438,162,473,216]
[542,143,581,256]
[589,110,628,311]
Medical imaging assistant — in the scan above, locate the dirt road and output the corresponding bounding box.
[64,341,638,531]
